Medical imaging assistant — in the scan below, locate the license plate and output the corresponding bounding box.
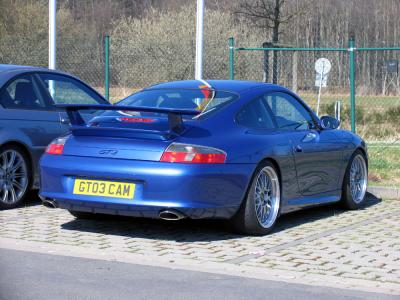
[73,179,135,199]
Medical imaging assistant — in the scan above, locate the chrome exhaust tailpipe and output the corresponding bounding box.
[41,197,58,209]
[158,209,186,221]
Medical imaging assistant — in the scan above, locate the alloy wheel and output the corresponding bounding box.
[254,166,280,228]
[349,154,367,204]
[0,149,29,205]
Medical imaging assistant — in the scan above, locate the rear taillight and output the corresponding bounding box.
[45,137,67,155]
[160,143,226,164]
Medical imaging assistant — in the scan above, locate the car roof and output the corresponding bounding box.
[0,64,49,73]
[0,64,83,87]
[0,64,107,102]
[0,64,76,77]
[145,80,284,93]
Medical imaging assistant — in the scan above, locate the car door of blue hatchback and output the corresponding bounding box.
[0,73,61,161]
[265,92,343,196]
[0,73,63,181]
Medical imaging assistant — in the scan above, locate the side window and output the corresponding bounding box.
[0,74,47,110]
[265,93,314,131]
[38,73,105,105]
[236,97,275,129]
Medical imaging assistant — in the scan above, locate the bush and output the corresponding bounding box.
[109,5,265,88]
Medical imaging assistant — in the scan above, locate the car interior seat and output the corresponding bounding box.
[14,81,40,109]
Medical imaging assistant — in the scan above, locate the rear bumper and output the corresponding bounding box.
[39,154,255,219]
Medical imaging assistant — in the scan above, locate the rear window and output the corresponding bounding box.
[118,89,238,118]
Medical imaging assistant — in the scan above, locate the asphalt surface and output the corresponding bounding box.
[0,248,397,300]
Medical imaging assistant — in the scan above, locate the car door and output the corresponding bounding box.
[35,73,109,134]
[0,73,63,181]
[235,95,300,203]
[265,92,343,196]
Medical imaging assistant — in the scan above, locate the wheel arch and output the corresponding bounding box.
[341,147,368,189]
[258,157,282,186]
[231,155,283,234]
[356,147,368,167]
[245,157,283,201]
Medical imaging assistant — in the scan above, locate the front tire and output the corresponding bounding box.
[232,161,281,235]
[341,150,368,209]
[0,145,31,209]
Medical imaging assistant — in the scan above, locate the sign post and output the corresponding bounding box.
[315,58,331,116]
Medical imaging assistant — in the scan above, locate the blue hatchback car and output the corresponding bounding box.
[39,80,368,235]
[0,64,109,209]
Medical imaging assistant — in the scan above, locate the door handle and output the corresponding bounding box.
[302,132,317,143]
[60,118,70,125]
[294,145,302,152]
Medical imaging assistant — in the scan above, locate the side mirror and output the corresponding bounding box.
[320,115,340,130]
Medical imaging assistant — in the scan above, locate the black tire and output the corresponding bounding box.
[0,145,31,209]
[341,150,368,210]
[231,161,281,235]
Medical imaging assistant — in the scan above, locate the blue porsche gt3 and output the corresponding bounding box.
[39,80,368,235]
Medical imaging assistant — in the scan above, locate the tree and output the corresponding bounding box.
[235,0,309,83]
[235,0,304,44]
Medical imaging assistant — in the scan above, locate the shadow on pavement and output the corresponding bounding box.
[0,190,42,210]
[59,193,382,242]
[24,190,42,206]
[272,192,381,233]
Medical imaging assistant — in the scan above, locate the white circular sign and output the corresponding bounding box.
[315,58,331,75]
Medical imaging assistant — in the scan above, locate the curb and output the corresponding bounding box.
[368,186,400,200]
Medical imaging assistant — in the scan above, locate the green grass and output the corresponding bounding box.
[367,143,400,188]
[300,93,400,109]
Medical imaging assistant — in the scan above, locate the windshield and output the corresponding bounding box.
[118,89,238,118]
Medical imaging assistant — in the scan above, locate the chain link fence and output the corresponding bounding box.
[58,42,105,89]
[2,35,399,143]
[0,37,105,94]
[107,35,230,101]
[354,50,400,141]
[231,40,400,142]
[0,36,229,102]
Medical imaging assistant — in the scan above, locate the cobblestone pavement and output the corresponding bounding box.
[1,193,399,295]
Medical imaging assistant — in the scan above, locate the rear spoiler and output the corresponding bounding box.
[57,104,200,135]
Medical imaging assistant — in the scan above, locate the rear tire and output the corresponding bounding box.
[341,150,368,210]
[231,161,281,235]
[0,145,31,209]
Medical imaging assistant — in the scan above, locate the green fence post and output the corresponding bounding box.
[105,35,110,101]
[228,37,235,80]
[349,37,356,133]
